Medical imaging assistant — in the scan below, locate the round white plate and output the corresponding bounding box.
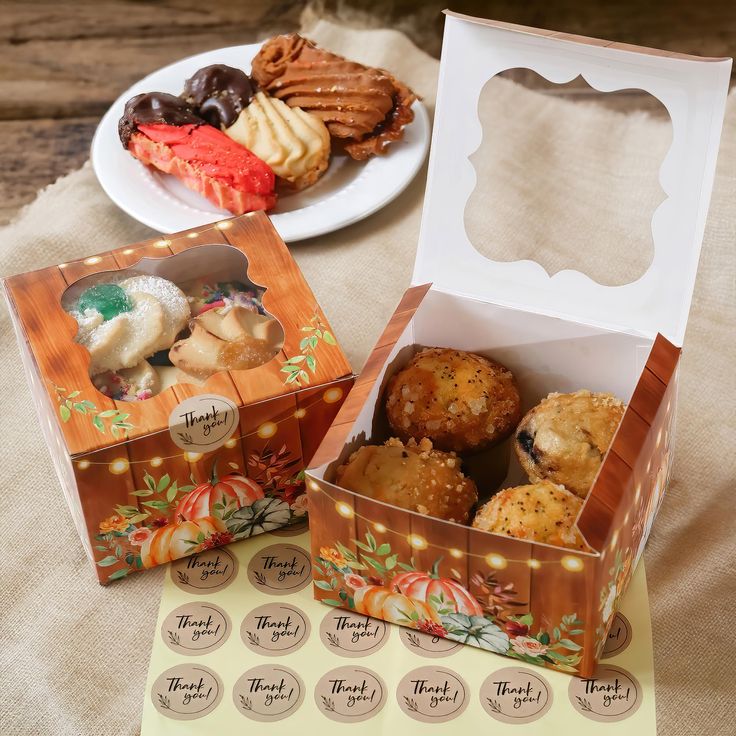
[92,44,430,241]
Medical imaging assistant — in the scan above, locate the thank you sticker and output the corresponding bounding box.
[246,543,312,595]
[314,666,387,722]
[151,664,223,720]
[168,393,239,452]
[319,608,389,657]
[241,603,310,656]
[396,666,469,723]
[569,665,642,722]
[602,612,632,658]
[162,602,231,655]
[233,665,305,722]
[479,667,553,723]
[171,547,238,593]
[399,628,460,657]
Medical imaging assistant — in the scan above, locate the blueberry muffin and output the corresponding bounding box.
[472,481,585,550]
[335,437,478,523]
[385,348,521,454]
[514,390,625,498]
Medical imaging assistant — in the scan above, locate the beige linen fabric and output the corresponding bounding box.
[0,19,733,736]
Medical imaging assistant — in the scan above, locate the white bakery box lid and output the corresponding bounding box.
[413,12,731,345]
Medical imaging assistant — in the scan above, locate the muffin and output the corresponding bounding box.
[514,390,625,498]
[385,348,521,454]
[472,481,585,550]
[335,437,478,523]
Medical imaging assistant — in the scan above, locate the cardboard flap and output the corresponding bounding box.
[413,12,731,344]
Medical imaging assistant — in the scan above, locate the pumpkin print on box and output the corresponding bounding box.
[176,465,264,520]
[392,571,483,616]
[353,586,440,627]
[3,211,354,584]
[141,516,225,568]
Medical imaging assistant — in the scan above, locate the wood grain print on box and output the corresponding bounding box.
[3,212,353,583]
[306,290,679,679]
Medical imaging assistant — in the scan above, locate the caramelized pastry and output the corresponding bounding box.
[251,33,416,160]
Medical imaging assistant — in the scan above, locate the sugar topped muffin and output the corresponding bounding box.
[385,348,521,454]
[514,390,625,498]
[335,437,478,523]
[472,481,585,550]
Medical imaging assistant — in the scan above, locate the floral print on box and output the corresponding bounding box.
[313,531,585,674]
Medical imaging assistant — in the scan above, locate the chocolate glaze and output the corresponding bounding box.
[118,92,203,148]
[182,64,257,129]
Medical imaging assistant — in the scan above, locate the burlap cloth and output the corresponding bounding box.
[0,19,733,736]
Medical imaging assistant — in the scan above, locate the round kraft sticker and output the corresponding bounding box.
[170,548,238,594]
[314,666,387,722]
[151,664,223,720]
[399,628,461,658]
[568,665,642,722]
[233,665,305,722]
[319,608,389,658]
[161,602,231,655]
[241,603,311,656]
[168,393,239,453]
[602,612,633,658]
[479,667,553,724]
[396,666,469,723]
[246,544,311,595]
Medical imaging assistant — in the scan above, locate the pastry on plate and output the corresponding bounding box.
[251,33,416,160]
[70,277,189,375]
[183,65,330,190]
[92,360,160,402]
[514,390,625,498]
[472,481,586,550]
[119,92,276,214]
[170,305,282,380]
[335,437,478,523]
[385,348,521,454]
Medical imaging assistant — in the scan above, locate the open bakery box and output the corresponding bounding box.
[306,12,731,677]
[3,212,353,584]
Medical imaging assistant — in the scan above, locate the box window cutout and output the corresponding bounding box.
[60,244,285,402]
[463,71,672,286]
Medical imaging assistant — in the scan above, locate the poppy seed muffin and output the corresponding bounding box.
[514,390,625,498]
[472,481,585,550]
[385,348,521,454]
[335,437,478,523]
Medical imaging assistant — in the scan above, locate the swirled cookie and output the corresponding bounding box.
[226,91,330,190]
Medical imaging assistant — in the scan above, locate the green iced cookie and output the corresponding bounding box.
[78,283,132,321]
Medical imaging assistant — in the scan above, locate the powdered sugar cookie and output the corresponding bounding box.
[70,275,189,374]
[118,274,190,349]
[73,291,165,373]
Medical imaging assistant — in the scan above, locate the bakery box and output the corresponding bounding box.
[3,211,353,584]
[306,13,730,677]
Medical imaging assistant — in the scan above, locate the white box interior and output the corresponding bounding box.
[316,287,653,498]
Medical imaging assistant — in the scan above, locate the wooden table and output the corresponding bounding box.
[1,0,733,225]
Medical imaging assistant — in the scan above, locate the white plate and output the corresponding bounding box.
[92,44,430,241]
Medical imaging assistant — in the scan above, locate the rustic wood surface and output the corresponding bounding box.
[0,0,734,225]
